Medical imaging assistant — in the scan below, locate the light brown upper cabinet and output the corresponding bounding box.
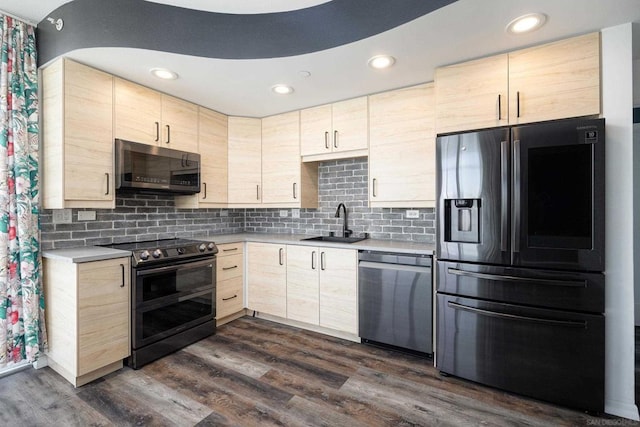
[227,116,262,206]
[175,107,228,208]
[42,58,115,209]
[369,83,436,208]
[300,97,368,161]
[262,111,318,208]
[114,78,198,152]
[435,32,601,133]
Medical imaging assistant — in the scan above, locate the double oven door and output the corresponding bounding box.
[132,256,215,351]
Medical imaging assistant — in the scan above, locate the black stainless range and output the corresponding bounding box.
[435,117,605,412]
[105,238,218,369]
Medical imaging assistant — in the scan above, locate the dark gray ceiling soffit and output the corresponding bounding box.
[36,0,457,65]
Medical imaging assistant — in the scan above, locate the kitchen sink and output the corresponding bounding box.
[302,235,368,244]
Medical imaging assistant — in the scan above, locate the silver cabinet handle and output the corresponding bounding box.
[278,248,284,266]
[497,94,502,121]
[320,251,326,270]
[516,91,521,118]
[105,173,110,195]
[372,178,377,197]
[120,263,126,287]
[311,251,316,270]
[165,124,170,144]
[203,182,207,200]
[324,131,329,149]
[293,182,297,199]
[256,184,260,200]
[333,130,338,148]
[154,121,160,142]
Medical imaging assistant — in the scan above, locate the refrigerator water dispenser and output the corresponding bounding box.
[445,199,480,243]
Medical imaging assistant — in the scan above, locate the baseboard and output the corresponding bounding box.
[605,399,640,421]
[0,360,30,379]
[253,312,361,343]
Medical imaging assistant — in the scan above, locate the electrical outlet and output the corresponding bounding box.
[219,209,229,217]
[77,210,96,221]
[405,209,420,219]
[53,209,72,224]
[292,209,300,218]
[279,210,288,218]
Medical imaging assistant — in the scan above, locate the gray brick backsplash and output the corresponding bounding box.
[41,158,434,249]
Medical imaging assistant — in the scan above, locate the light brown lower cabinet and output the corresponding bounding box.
[216,242,245,324]
[43,257,130,387]
[246,242,287,317]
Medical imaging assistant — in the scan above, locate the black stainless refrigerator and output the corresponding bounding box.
[435,117,605,412]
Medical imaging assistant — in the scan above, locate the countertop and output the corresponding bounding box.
[42,233,434,263]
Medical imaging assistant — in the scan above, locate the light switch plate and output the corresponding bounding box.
[405,209,420,219]
[279,210,288,217]
[78,210,96,221]
[53,209,72,224]
[292,209,300,218]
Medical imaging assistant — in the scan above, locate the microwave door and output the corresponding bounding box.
[436,127,511,265]
[511,118,605,271]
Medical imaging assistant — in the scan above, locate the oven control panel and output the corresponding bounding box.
[132,241,218,266]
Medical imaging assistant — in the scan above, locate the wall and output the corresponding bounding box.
[602,23,639,421]
[41,157,435,250]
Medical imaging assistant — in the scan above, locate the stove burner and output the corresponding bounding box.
[103,238,218,266]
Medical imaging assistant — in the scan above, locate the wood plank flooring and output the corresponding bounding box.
[0,316,635,426]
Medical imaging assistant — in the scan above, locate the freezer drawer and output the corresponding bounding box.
[436,294,604,412]
[359,254,432,354]
[437,260,605,313]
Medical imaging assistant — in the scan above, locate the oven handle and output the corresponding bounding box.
[447,301,587,329]
[178,289,212,303]
[446,267,587,288]
[138,286,214,312]
[136,257,214,276]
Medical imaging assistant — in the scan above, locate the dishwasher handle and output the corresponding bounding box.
[358,260,431,274]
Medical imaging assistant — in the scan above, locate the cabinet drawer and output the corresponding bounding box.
[217,242,244,256]
[217,253,243,281]
[217,276,244,318]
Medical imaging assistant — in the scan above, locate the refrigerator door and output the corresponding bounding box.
[511,118,605,271]
[436,127,511,265]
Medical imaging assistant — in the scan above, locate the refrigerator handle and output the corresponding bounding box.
[512,139,521,253]
[500,140,509,252]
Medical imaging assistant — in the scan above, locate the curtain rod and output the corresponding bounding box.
[0,9,38,27]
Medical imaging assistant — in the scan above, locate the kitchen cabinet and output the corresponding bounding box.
[114,78,198,152]
[262,111,318,207]
[216,242,244,325]
[42,58,115,209]
[43,256,130,387]
[286,245,320,324]
[175,107,228,208]
[300,97,368,161]
[435,32,600,133]
[246,242,287,317]
[227,117,263,206]
[369,83,436,207]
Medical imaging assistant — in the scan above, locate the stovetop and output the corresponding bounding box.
[103,238,218,266]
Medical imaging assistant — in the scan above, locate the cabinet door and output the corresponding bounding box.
[331,97,368,153]
[319,248,357,334]
[114,78,162,144]
[435,54,508,133]
[300,104,332,156]
[508,32,600,124]
[286,245,320,325]
[217,276,244,319]
[247,243,287,317]
[228,117,262,204]
[199,107,228,205]
[369,83,436,207]
[161,94,199,152]
[63,60,114,204]
[262,111,301,204]
[77,258,130,376]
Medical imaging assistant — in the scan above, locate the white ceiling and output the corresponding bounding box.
[1,0,639,118]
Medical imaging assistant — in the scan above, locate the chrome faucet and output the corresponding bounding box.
[334,203,353,238]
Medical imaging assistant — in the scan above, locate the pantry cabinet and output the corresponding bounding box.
[114,78,198,152]
[300,97,368,161]
[369,83,436,207]
[175,107,228,208]
[43,256,130,387]
[246,242,287,317]
[42,58,115,209]
[227,117,263,206]
[216,242,244,324]
[262,111,318,207]
[435,32,600,133]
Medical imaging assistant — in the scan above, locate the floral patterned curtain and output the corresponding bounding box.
[0,14,46,368]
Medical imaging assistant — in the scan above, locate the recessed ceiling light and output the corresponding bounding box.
[368,55,396,70]
[271,84,294,95]
[150,68,178,80]
[506,13,547,34]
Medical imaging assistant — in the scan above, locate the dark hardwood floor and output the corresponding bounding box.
[1,317,635,426]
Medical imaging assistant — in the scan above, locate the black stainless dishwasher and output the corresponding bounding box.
[358,251,432,354]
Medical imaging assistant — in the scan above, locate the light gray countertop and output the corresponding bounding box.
[42,233,434,263]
